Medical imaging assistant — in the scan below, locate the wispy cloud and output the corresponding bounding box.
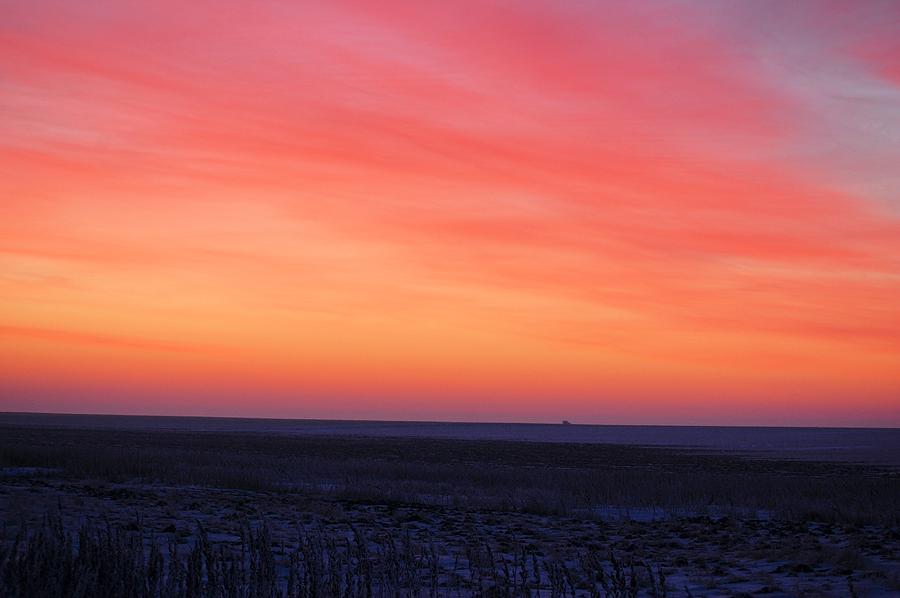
[0,325,208,354]
[1,0,898,424]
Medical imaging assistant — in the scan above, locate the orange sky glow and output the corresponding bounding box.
[2,0,899,425]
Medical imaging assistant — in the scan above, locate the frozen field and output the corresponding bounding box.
[3,412,899,466]
[4,476,899,597]
[1,419,899,596]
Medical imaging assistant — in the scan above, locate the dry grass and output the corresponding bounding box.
[1,426,896,525]
[1,424,898,595]
[0,512,665,598]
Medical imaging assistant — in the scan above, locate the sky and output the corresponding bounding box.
[1,0,899,426]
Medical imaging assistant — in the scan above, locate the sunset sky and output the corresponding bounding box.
[2,0,899,425]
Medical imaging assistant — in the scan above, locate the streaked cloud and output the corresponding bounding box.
[1,0,898,424]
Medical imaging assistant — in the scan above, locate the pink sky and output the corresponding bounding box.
[1,1,899,425]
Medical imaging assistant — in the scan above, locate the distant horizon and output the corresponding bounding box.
[4,410,898,431]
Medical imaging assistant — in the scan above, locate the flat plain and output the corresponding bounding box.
[1,414,898,596]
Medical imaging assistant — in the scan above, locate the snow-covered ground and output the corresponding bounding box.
[2,474,898,596]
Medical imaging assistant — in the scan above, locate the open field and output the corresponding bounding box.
[1,418,898,596]
[4,412,899,467]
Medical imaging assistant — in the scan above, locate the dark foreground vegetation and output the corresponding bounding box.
[1,425,898,596]
[1,513,667,598]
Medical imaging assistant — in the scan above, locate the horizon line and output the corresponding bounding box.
[3,410,898,431]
